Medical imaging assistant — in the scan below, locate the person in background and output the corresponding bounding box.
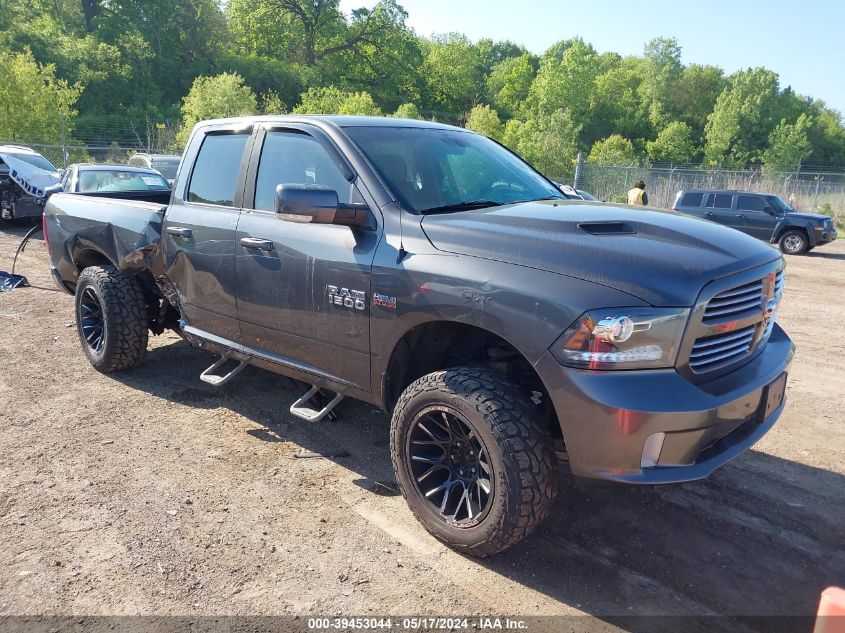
[627,180,648,206]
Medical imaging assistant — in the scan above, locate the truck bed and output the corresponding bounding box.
[45,193,165,292]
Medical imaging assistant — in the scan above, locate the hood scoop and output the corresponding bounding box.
[578,221,636,235]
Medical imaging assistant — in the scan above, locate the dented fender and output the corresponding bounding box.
[45,193,166,290]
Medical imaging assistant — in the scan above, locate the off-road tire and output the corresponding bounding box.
[390,367,559,556]
[778,229,808,255]
[75,265,149,372]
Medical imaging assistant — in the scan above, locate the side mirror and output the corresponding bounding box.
[274,184,370,228]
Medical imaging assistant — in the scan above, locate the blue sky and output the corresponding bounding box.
[340,0,845,113]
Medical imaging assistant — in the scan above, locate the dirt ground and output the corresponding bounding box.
[0,224,843,630]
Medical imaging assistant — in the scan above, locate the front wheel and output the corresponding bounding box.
[778,229,808,255]
[390,367,559,556]
[75,265,149,372]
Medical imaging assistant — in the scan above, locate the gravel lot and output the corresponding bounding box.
[1,224,843,629]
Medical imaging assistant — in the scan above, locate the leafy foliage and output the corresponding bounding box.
[588,135,637,165]
[1,2,844,171]
[178,73,258,144]
[647,121,697,164]
[0,48,80,142]
[466,105,503,140]
[763,113,813,173]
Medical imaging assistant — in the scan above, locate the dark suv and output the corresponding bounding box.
[672,189,837,254]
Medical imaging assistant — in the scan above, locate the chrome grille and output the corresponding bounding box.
[703,279,764,322]
[689,325,756,373]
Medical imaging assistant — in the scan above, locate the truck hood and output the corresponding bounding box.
[786,211,830,223]
[420,200,781,306]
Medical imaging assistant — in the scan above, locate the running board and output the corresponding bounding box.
[200,354,248,387]
[290,385,344,422]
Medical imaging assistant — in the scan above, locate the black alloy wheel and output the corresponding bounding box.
[78,286,106,354]
[407,406,494,526]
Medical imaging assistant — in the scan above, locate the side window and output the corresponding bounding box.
[706,193,733,209]
[680,192,704,207]
[187,133,250,207]
[253,130,360,211]
[737,195,766,212]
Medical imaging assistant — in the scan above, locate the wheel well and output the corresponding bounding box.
[383,321,562,440]
[74,252,178,335]
[75,250,114,273]
[777,226,808,243]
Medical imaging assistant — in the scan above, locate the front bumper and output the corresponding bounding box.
[536,323,794,484]
[815,228,837,245]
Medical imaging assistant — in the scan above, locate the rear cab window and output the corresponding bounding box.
[187,133,250,206]
[680,192,704,207]
[706,193,734,209]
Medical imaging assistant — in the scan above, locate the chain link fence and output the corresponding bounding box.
[5,136,845,230]
[577,162,845,228]
[0,142,177,170]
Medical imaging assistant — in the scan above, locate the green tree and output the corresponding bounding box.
[502,109,581,179]
[0,47,80,143]
[668,64,726,144]
[466,105,503,140]
[486,53,535,117]
[293,86,348,113]
[294,86,381,115]
[646,121,697,163]
[587,56,649,145]
[763,113,813,173]
[337,91,382,116]
[588,135,637,165]
[704,68,782,165]
[640,37,682,127]
[525,38,600,126]
[178,73,258,143]
[393,103,421,119]
[421,33,483,120]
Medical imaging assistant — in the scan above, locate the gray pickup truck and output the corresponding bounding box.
[44,116,794,555]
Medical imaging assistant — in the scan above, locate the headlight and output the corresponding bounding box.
[551,307,690,370]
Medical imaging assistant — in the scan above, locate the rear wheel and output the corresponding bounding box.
[778,229,808,255]
[390,367,559,556]
[75,265,149,372]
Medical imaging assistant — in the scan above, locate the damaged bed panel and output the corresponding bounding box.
[44,193,166,290]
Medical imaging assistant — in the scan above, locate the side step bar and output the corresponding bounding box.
[200,354,249,387]
[290,385,344,422]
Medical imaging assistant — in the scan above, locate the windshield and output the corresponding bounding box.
[344,126,563,213]
[4,152,57,172]
[766,195,793,212]
[77,170,170,193]
[151,159,180,180]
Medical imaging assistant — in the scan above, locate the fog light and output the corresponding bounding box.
[641,432,666,468]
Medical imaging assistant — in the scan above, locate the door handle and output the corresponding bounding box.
[704,211,714,217]
[166,226,193,238]
[240,237,273,251]
[736,214,746,219]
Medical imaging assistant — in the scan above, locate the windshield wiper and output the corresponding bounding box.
[420,200,503,215]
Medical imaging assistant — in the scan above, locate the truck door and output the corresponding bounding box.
[703,192,739,231]
[736,194,777,240]
[234,125,379,390]
[160,126,252,342]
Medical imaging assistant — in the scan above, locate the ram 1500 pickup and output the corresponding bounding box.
[44,116,794,555]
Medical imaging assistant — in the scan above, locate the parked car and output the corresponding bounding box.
[59,164,172,204]
[556,183,597,200]
[0,145,61,220]
[672,188,837,255]
[128,153,181,185]
[44,116,793,556]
